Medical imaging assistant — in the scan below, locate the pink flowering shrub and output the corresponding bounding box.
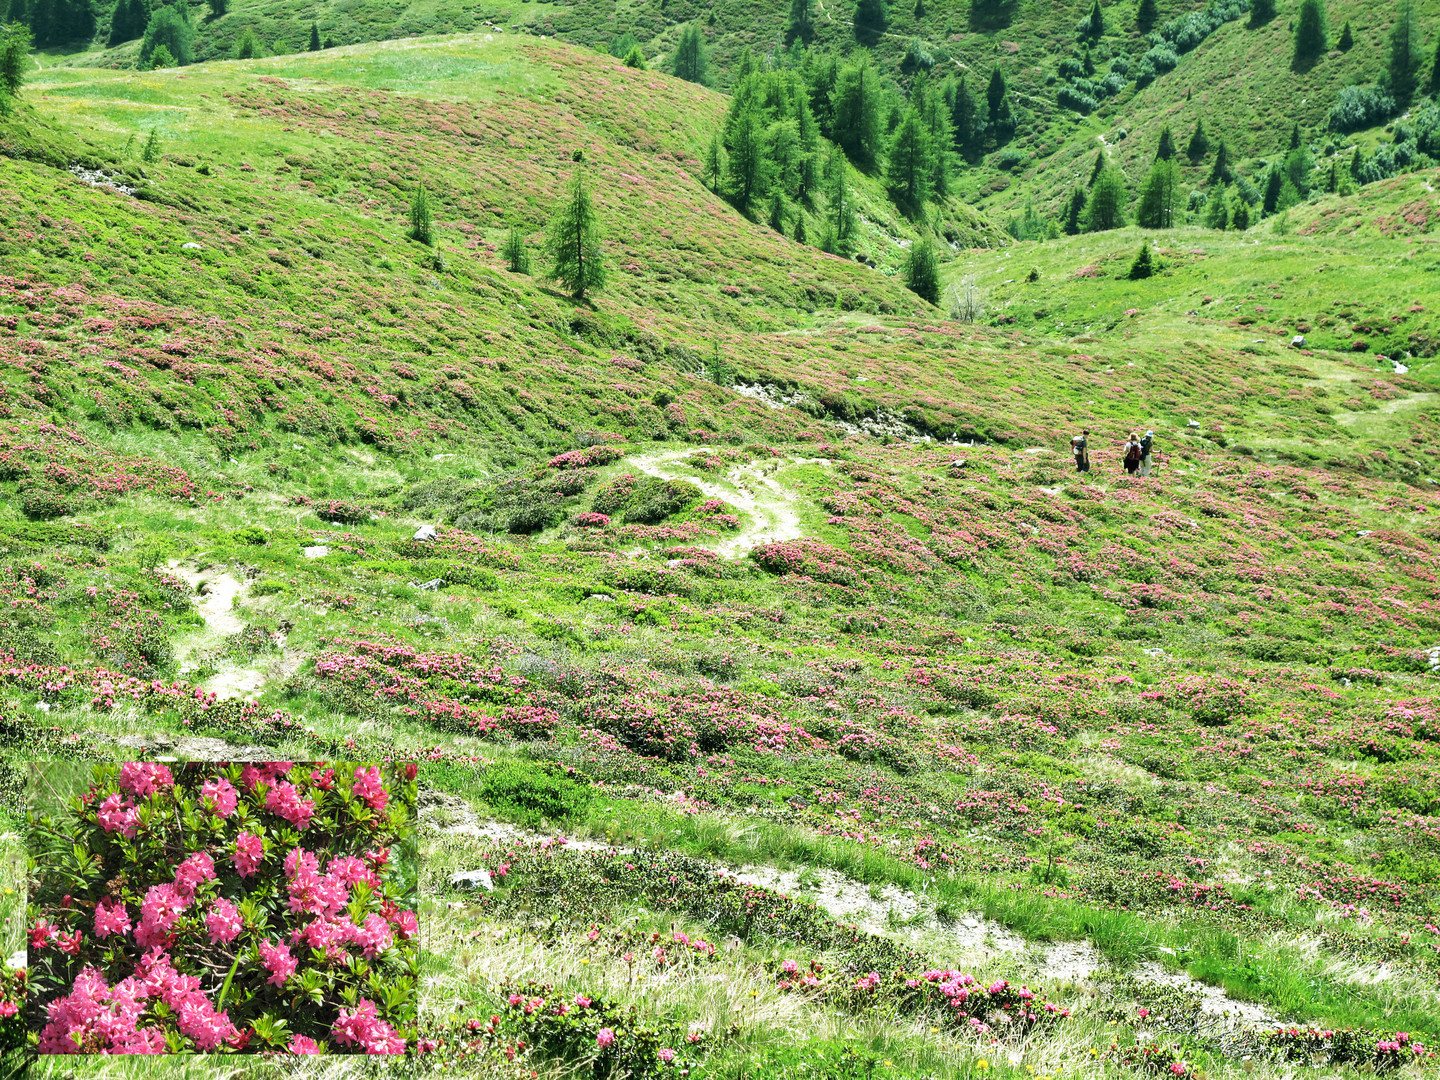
[27,761,417,1054]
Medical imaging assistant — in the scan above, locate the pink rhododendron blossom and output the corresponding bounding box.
[233,832,264,877]
[135,883,188,949]
[200,777,238,818]
[333,998,406,1053]
[597,1027,616,1048]
[353,766,389,812]
[392,909,418,939]
[173,851,216,898]
[97,792,139,837]
[118,762,173,798]
[284,847,320,882]
[205,898,242,945]
[94,899,131,939]
[660,1048,676,1064]
[259,940,297,986]
[289,1034,321,1053]
[266,782,316,829]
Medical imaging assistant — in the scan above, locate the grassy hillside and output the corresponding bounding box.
[2,29,1440,1080]
[46,0,1440,222]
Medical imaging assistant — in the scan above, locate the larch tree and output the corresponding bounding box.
[853,0,887,47]
[1155,125,1176,162]
[1292,0,1328,70]
[1186,119,1209,163]
[1385,0,1418,106]
[1084,166,1126,231]
[885,106,934,212]
[830,53,884,167]
[785,0,814,44]
[904,238,941,304]
[986,65,1015,142]
[546,169,606,301]
[671,23,707,84]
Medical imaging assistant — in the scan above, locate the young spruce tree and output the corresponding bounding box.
[904,238,941,304]
[408,185,434,246]
[546,169,606,300]
[1385,0,1417,107]
[1186,119,1209,163]
[1292,0,1328,70]
[671,24,706,84]
[502,224,530,274]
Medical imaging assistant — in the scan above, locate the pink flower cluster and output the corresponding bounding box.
[96,793,139,837]
[266,782,316,830]
[233,831,264,877]
[205,898,242,945]
[352,766,389,813]
[281,845,401,961]
[40,951,238,1054]
[259,940,297,986]
[200,777,238,818]
[333,998,405,1053]
[118,762,174,798]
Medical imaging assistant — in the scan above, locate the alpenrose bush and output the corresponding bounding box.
[26,761,418,1054]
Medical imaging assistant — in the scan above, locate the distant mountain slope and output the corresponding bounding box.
[3,33,1435,484]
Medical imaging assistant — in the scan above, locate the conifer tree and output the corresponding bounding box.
[1128,240,1155,279]
[986,65,1015,142]
[1292,0,1328,70]
[1230,195,1251,230]
[139,1,193,66]
[1064,187,1087,234]
[503,224,530,274]
[1136,159,1180,228]
[150,42,174,67]
[1349,147,1365,181]
[950,76,982,162]
[725,100,771,209]
[1203,187,1230,228]
[1155,125,1176,162]
[1186,119,1209,163]
[853,0,887,47]
[546,169,606,300]
[408,185,434,246]
[1430,32,1440,96]
[235,29,256,58]
[1085,166,1126,230]
[1337,20,1353,50]
[623,44,646,69]
[1080,0,1103,40]
[1248,0,1275,27]
[769,189,787,234]
[1324,159,1338,193]
[141,128,161,162]
[785,0,814,45]
[1088,148,1106,187]
[0,23,30,113]
[1136,0,1157,32]
[107,0,146,44]
[824,146,857,252]
[1288,123,1301,151]
[704,132,725,193]
[915,75,953,198]
[1208,140,1232,184]
[608,31,638,58]
[1385,0,1417,106]
[831,53,884,167]
[308,22,320,51]
[671,24,707,84]
[794,214,807,245]
[904,237,941,304]
[796,97,820,201]
[885,106,934,212]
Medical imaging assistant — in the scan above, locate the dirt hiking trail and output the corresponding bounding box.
[625,450,823,558]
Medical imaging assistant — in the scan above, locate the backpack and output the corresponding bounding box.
[1125,442,1141,464]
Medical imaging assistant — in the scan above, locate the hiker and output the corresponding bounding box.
[1071,429,1091,473]
[1139,431,1155,476]
[1123,433,1142,475]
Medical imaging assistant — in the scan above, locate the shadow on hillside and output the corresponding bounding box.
[968,0,1017,32]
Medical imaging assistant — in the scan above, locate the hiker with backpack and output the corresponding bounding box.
[1139,431,1155,476]
[1071,429,1091,473]
[1123,433,1142,475]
